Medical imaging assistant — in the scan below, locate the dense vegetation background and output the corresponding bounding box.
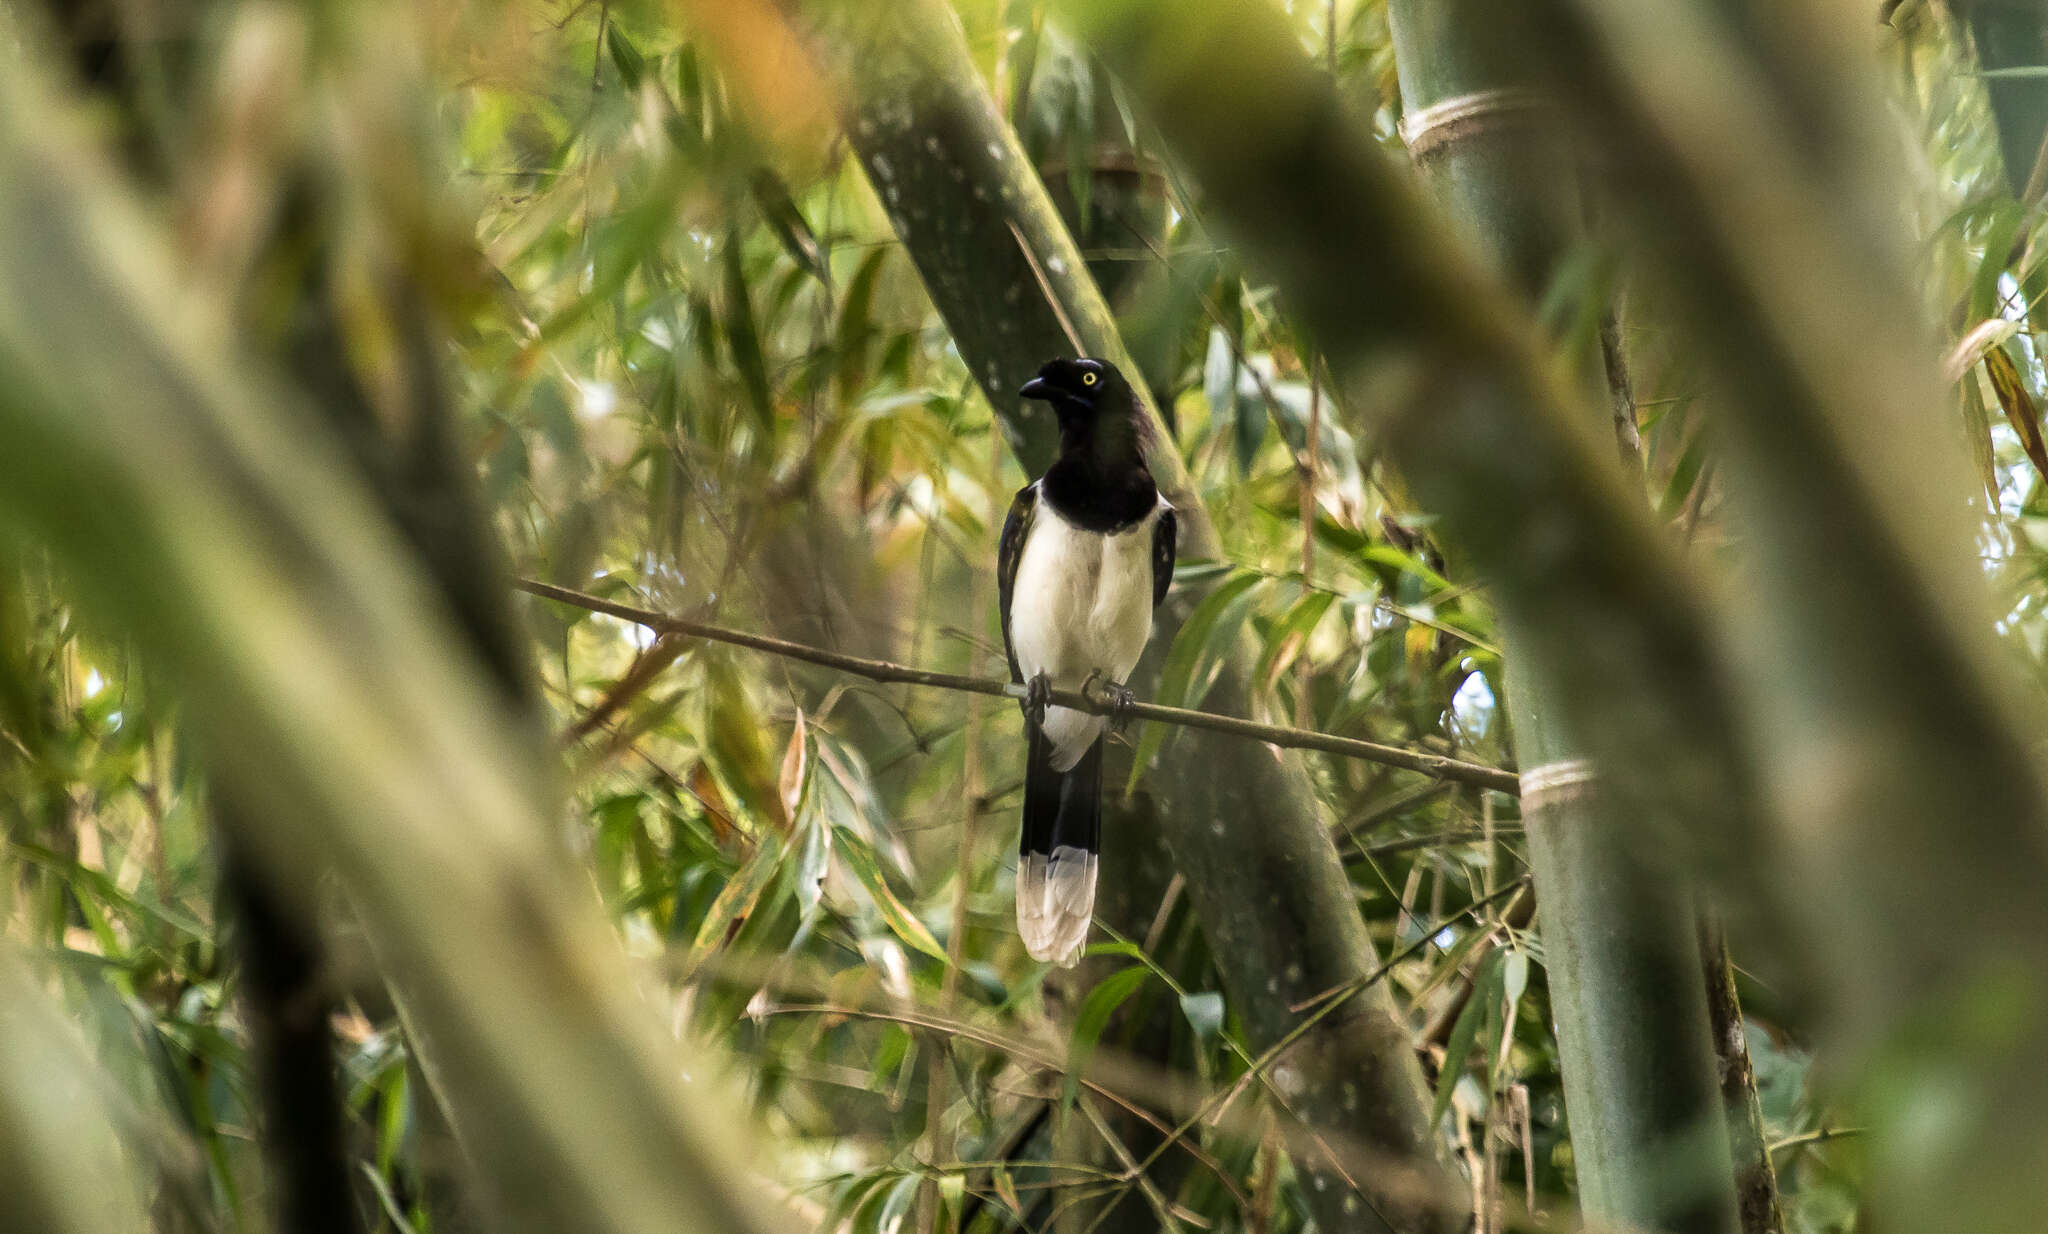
[3,2,2047,1233]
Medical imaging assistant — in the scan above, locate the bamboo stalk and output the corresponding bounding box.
[1521,1,2048,1227]
[0,46,796,1234]
[1051,0,1769,890]
[36,7,382,1229]
[1387,9,1741,1226]
[1045,4,1773,1231]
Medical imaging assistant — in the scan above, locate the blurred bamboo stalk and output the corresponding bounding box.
[0,33,795,1234]
[1520,1,2048,1226]
[1384,4,1739,1229]
[1051,0,1771,896]
[31,4,374,1227]
[1057,0,2048,1227]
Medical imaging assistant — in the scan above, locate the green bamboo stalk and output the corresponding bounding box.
[0,45,795,1234]
[1384,5,1739,1230]
[32,7,378,1228]
[744,4,1463,1229]
[1048,0,1774,908]
[1516,2,2048,1227]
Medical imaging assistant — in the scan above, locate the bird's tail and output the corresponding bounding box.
[1016,726,1101,967]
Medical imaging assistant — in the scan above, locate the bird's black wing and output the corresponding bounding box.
[1151,503,1176,611]
[997,482,1039,684]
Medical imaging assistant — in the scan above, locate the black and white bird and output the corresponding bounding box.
[998,357,1175,967]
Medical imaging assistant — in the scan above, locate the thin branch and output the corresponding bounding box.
[1350,827,1526,860]
[1766,1127,1864,1158]
[518,579,1521,794]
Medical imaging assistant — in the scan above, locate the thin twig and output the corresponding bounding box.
[1766,1127,1863,1158]
[1298,359,1321,730]
[518,579,1521,793]
[1350,827,1526,860]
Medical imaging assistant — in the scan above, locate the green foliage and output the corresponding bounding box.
[8,1,2032,1232]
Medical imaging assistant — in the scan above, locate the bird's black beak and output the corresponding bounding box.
[1018,376,1052,401]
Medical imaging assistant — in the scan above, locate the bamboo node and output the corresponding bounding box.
[1400,88,1553,160]
[1519,758,1597,813]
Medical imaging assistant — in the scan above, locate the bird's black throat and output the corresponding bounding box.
[1041,413,1157,533]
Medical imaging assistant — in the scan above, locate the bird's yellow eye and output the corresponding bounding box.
[1082,371,1098,386]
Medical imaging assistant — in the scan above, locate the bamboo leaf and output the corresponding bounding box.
[11,842,208,944]
[1969,203,2024,322]
[834,827,946,961]
[866,1173,920,1234]
[1171,559,1235,586]
[1408,924,1496,1005]
[1178,990,1225,1042]
[1944,316,2019,383]
[827,1176,892,1230]
[1124,571,1263,795]
[1255,588,1334,695]
[992,1166,1022,1217]
[704,656,787,830]
[1961,369,2003,509]
[1431,946,1505,1132]
[1503,946,1529,1007]
[1203,325,1235,426]
[1361,542,1454,592]
[1658,426,1709,521]
[680,841,788,978]
[535,161,686,345]
[750,169,832,291]
[792,789,831,923]
[1234,387,1269,473]
[606,25,646,92]
[722,229,775,430]
[779,709,810,822]
[1985,343,2048,481]
[1061,965,1151,1113]
[834,247,891,405]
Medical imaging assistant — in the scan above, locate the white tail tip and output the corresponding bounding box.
[1017,846,1097,968]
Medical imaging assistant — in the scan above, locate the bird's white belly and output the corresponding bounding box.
[1011,502,1159,770]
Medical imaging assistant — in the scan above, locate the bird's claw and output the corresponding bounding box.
[1025,672,1053,734]
[1105,681,1138,733]
[1083,669,1138,733]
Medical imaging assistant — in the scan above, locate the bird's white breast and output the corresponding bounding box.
[1010,495,1162,770]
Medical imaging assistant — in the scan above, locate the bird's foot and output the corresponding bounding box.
[1105,680,1138,734]
[1083,669,1139,733]
[1025,672,1053,734]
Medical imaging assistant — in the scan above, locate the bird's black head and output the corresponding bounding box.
[1018,357,1133,432]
